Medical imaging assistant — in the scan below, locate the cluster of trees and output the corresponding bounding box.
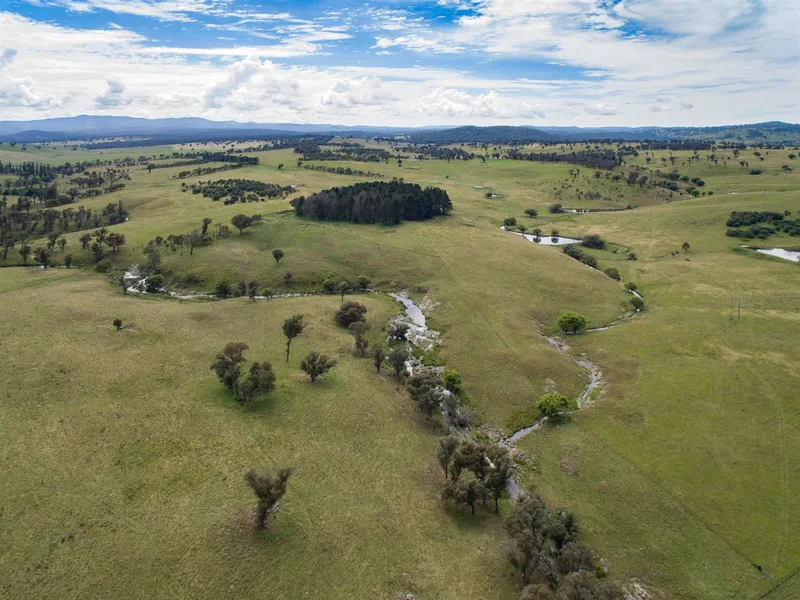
[397,145,477,161]
[562,244,598,269]
[1,199,128,262]
[726,210,799,238]
[211,342,276,403]
[302,164,385,178]
[505,495,621,599]
[294,142,392,162]
[186,179,294,203]
[291,181,452,224]
[176,164,244,179]
[507,149,620,170]
[438,436,513,514]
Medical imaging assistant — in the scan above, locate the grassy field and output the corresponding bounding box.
[0,269,521,600]
[1,141,799,598]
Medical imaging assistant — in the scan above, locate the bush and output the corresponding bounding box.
[549,203,563,214]
[524,208,538,218]
[322,278,337,294]
[625,282,638,291]
[581,234,606,250]
[113,318,122,330]
[145,274,164,293]
[335,301,367,328]
[356,275,371,290]
[536,393,569,418]
[503,217,517,227]
[215,278,232,297]
[442,369,462,393]
[94,259,113,273]
[630,296,645,311]
[750,169,762,175]
[603,267,621,281]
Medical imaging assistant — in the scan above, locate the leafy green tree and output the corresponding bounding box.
[282,314,305,362]
[247,281,259,301]
[34,247,51,269]
[57,238,67,254]
[356,274,371,290]
[581,234,606,250]
[556,541,595,576]
[630,296,644,311]
[338,280,349,301]
[555,571,620,600]
[682,241,691,253]
[201,217,212,235]
[549,203,563,214]
[186,229,202,255]
[335,301,367,328]
[387,347,409,378]
[322,278,337,293]
[231,214,252,234]
[113,318,122,330]
[525,209,538,218]
[238,362,276,401]
[143,244,161,271]
[215,278,232,297]
[244,467,292,530]
[519,584,555,600]
[272,249,284,263]
[437,435,460,479]
[146,274,164,293]
[441,477,485,515]
[372,344,385,372]
[485,445,513,512]
[210,342,248,396]
[504,217,517,227]
[537,393,569,418]
[557,312,587,334]
[79,233,91,250]
[603,268,621,281]
[625,282,637,291]
[64,254,73,268]
[300,351,337,382]
[348,321,369,357]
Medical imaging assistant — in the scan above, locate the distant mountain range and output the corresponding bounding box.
[0,115,797,144]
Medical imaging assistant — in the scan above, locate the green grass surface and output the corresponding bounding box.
[2,142,799,599]
[0,270,518,600]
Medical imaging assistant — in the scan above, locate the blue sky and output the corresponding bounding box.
[0,0,798,125]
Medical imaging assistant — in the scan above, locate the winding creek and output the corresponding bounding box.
[121,266,617,502]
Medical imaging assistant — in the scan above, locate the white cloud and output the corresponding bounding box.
[321,77,396,108]
[415,87,545,119]
[95,80,131,107]
[23,0,223,22]
[584,104,616,116]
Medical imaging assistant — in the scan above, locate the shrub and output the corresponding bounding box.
[503,217,517,227]
[215,278,232,297]
[356,274,371,290]
[113,318,122,330]
[603,267,621,281]
[536,393,569,418]
[442,369,462,393]
[625,282,638,291]
[524,208,538,218]
[581,234,606,250]
[549,203,563,214]
[335,301,367,328]
[64,254,73,268]
[750,169,762,175]
[145,274,164,293]
[94,259,113,273]
[630,296,645,311]
[322,278,337,294]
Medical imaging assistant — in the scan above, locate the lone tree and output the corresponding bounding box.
[282,314,305,362]
[525,208,538,218]
[349,321,369,357]
[215,278,232,298]
[300,351,337,382]
[338,280,349,301]
[537,393,569,418]
[558,312,587,334]
[186,230,202,255]
[143,244,161,271]
[201,217,212,235]
[231,214,252,234]
[244,467,292,530]
[335,301,367,328]
[682,241,691,253]
[113,318,123,330]
[372,345,385,372]
[272,249,284,263]
[387,347,409,379]
[210,342,275,402]
[504,217,517,227]
[64,254,73,268]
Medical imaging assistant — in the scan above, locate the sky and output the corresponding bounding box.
[0,0,798,127]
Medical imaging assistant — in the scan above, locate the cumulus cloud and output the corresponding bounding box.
[321,77,397,108]
[204,56,302,111]
[584,104,616,116]
[95,79,132,107]
[415,87,545,119]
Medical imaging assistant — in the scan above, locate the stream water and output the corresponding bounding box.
[500,225,581,246]
[755,248,800,263]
